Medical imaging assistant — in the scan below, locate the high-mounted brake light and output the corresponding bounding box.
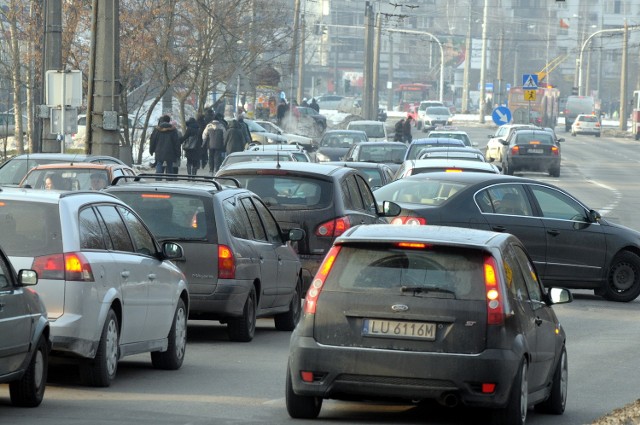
[445,169,463,173]
[141,193,171,199]
[218,245,235,279]
[304,245,341,314]
[484,255,504,325]
[316,217,350,237]
[390,216,426,225]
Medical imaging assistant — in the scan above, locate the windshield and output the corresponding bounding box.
[231,175,333,210]
[374,178,467,206]
[348,124,386,139]
[428,133,470,146]
[426,107,450,115]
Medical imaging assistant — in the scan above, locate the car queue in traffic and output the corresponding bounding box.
[1,106,638,425]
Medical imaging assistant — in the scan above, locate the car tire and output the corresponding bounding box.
[9,334,48,407]
[503,162,513,176]
[549,167,561,178]
[274,277,302,331]
[82,309,119,387]
[602,251,640,302]
[595,133,600,138]
[286,365,322,419]
[535,346,568,415]
[228,287,257,342]
[493,359,528,425]
[151,297,187,370]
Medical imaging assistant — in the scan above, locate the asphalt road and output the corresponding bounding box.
[2,125,639,424]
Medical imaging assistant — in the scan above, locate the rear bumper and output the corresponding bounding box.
[573,128,600,135]
[509,156,560,171]
[188,279,252,319]
[289,336,520,408]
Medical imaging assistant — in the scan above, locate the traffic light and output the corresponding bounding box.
[571,86,578,95]
[344,79,351,94]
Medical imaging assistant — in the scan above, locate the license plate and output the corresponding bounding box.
[363,319,436,340]
[528,148,543,154]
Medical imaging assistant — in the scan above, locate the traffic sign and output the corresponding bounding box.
[524,90,537,101]
[522,74,538,89]
[492,106,512,126]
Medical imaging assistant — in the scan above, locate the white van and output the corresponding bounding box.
[346,120,388,142]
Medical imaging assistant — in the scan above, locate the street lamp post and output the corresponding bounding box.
[387,28,444,101]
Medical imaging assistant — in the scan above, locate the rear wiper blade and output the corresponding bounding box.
[401,286,456,296]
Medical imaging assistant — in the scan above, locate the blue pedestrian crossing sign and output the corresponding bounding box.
[522,74,538,89]
[492,106,512,126]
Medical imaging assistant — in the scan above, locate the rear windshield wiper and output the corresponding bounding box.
[401,286,456,297]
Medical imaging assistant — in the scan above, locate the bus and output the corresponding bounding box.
[507,86,560,128]
[394,83,432,121]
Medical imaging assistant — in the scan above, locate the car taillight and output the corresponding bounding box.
[575,122,581,127]
[218,244,235,279]
[32,252,94,281]
[390,216,427,225]
[551,146,559,156]
[595,122,601,128]
[315,216,350,237]
[510,146,520,155]
[304,245,341,314]
[484,255,504,325]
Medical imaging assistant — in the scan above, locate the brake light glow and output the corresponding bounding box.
[484,255,504,325]
[551,146,559,156]
[396,242,430,249]
[141,193,171,199]
[218,245,236,279]
[390,216,426,225]
[445,169,463,173]
[32,252,94,281]
[304,245,341,314]
[482,383,496,393]
[529,141,540,145]
[510,146,520,155]
[315,216,350,237]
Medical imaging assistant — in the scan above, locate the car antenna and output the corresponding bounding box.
[276,150,281,169]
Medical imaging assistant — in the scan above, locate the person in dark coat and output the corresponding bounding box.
[203,120,225,174]
[224,119,246,155]
[309,98,320,113]
[394,118,405,142]
[180,117,204,176]
[149,115,180,175]
[403,116,413,144]
[236,111,252,147]
[276,100,288,125]
[197,113,210,170]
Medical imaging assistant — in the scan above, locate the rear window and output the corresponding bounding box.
[223,154,294,166]
[320,134,364,148]
[347,124,385,139]
[515,133,554,145]
[110,192,213,241]
[428,133,470,146]
[0,158,69,185]
[406,141,464,160]
[324,245,485,300]
[579,115,599,122]
[359,144,407,164]
[232,175,333,209]
[374,178,467,206]
[22,168,110,190]
[0,201,62,256]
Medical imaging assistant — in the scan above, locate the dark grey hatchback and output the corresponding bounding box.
[286,224,572,425]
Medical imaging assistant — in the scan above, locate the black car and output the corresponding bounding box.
[106,175,304,342]
[500,129,561,177]
[0,245,49,407]
[324,161,395,189]
[216,162,400,290]
[315,130,368,162]
[343,141,407,173]
[286,224,572,424]
[374,172,640,302]
[0,153,126,186]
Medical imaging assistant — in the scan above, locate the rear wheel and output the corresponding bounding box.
[493,359,528,425]
[549,166,561,178]
[286,365,322,419]
[602,251,640,302]
[152,298,187,370]
[82,309,119,387]
[9,334,48,407]
[535,347,567,414]
[274,277,302,331]
[228,287,257,342]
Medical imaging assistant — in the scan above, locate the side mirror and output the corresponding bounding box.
[471,142,479,147]
[286,228,305,242]
[499,138,509,146]
[162,242,184,259]
[588,209,601,223]
[18,269,38,286]
[548,287,573,304]
[557,138,564,143]
[379,200,401,217]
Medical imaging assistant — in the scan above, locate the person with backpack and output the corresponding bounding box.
[180,117,205,176]
[203,119,225,174]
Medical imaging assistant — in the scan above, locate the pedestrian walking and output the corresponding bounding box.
[203,119,225,174]
[235,110,252,148]
[180,117,205,176]
[394,118,405,142]
[224,119,247,155]
[149,115,181,176]
[403,116,413,144]
[310,98,320,113]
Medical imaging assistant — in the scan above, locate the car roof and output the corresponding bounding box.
[408,159,498,171]
[336,223,507,249]
[419,146,481,154]
[399,170,541,185]
[25,162,128,171]
[248,144,305,151]
[348,120,385,125]
[354,141,406,147]
[322,130,367,135]
[410,138,465,145]
[226,151,295,157]
[216,161,355,177]
[325,161,389,170]
[0,186,120,203]
[106,175,243,194]
[9,153,124,162]
[428,130,468,136]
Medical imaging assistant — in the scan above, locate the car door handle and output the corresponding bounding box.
[121,271,130,278]
[491,226,507,232]
[535,318,543,326]
[148,274,156,280]
[547,229,560,236]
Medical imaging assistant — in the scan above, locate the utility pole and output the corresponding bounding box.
[41,0,62,153]
[362,2,374,120]
[387,33,394,111]
[371,12,381,119]
[461,5,471,113]
[297,14,305,103]
[496,30,503,106]
[619,21,628,131]
[478,0,489,123]
[289,0,301,103]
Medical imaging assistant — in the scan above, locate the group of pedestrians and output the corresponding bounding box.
[149,108,252,176]
[393,116,414,144]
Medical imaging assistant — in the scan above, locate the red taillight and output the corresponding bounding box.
[595,122,601,128]
[390,216,427,225]
[32,252,94,281]
[484,255,504,325]
[551,146,559,156]
[315,217,350,237]
[304,245,341,314]
[218,244,235,279]
[510,146,520,155]
[482,383,496,394]
[575,122,581,127]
